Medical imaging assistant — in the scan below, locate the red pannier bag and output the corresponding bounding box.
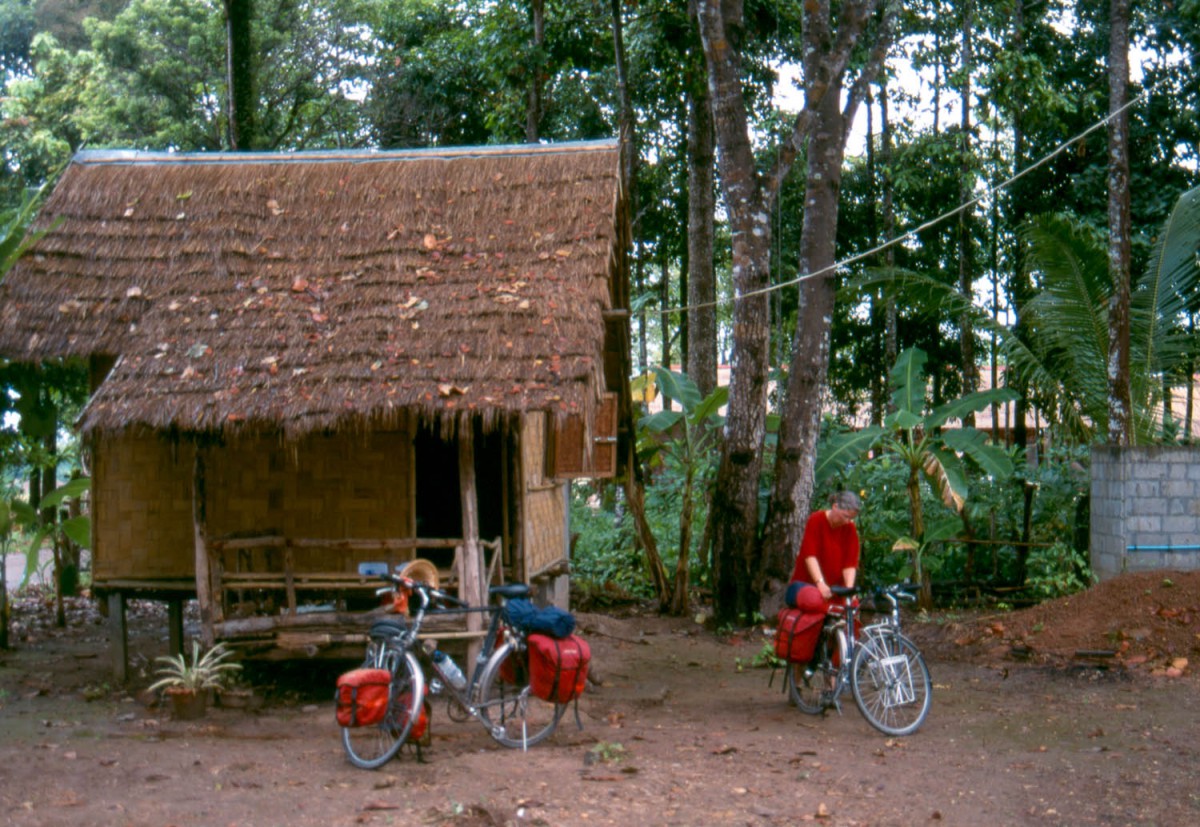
[498,647,529,685]
[397,689,431,744]
[335,668,391,727]
[774,608,825,664]
[528,633,591,703]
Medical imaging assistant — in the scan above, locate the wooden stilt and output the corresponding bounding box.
[108,590,128,683]
[168,598,184,656]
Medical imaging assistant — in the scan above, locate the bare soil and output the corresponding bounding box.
[2,571,1200,827]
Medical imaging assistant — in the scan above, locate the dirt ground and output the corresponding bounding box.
[2,571,1199,827]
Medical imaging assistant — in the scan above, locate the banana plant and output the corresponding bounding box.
[880,348,1018,607]
[638,366,727,616]
[12,476,90,627]
[0,499,15,649]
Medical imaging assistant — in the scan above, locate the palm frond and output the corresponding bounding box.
[1137,185,1200,380]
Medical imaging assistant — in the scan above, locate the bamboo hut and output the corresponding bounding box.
[0,141,631,678]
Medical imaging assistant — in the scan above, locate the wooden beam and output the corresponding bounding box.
[458,427,484,667]
[192,446,215,647]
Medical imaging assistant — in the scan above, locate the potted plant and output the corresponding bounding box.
[216,675,263,710]
[149,640,242,719]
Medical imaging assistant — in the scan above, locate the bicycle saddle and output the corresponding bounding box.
[368,617,409,640]
[489,583,532,600]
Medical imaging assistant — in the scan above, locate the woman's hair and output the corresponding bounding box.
[830,490,861,511]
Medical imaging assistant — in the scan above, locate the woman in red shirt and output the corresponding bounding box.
[785,491,861,609]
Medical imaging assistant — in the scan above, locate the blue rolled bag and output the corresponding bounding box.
[503,598,576,638]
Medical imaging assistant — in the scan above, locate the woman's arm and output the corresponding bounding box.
[806,556,832,600]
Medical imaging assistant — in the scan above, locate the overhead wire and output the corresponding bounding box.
[651,88,1150,320]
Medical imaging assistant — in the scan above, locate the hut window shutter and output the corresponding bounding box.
[547,394,617,479]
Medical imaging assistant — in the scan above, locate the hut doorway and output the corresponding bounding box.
[413,424,506,578]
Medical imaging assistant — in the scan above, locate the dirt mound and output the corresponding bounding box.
[915,569,1200,674]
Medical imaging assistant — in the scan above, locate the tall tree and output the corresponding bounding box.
[957,0,977,419]
[224,0,257,149]
[685,0,717,399]
[1106,0,1133,445]
[759,3,896,610]
[526,0,545,142]
[696,0,895,622]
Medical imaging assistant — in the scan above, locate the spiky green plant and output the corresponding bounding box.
[148,640,242,693]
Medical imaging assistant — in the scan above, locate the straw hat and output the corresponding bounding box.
[399,558,440,591]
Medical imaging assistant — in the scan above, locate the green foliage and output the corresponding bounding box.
[12,476,90,586]
[587,741,626,764]
[839,442,1091,601]
[736,640,782,671]
[1,186,51,273]
[569,484,651,598]
[570,368,725,604]
[1024,541,1094,599]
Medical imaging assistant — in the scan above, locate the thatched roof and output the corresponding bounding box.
[0,141,627,438]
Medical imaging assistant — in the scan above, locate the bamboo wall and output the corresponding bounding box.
[93,433,195,580]
[522,415,567,578]
[92,426,414,581]
[207,430,413,540]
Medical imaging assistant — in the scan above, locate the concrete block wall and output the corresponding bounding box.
[1090,445,1200,579]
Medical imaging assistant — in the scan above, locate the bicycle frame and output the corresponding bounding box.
[374,576,547,741]
[786,583,932,736]
[342,574,564,767]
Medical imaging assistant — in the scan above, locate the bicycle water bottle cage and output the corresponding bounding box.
[369,618,408,641]
[490,583,532,601]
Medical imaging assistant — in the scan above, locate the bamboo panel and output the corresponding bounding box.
[93,433,194,579]
[521,415,566,577]
[524,486,566,577]
[208,427,413,545]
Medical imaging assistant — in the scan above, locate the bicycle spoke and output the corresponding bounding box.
[851,632,931,736]
[342,648,423,769]
[477,642,565,748]
[787,631,838,715]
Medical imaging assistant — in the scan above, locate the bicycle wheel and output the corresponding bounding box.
[476,641,565,749]
[786,626,843,714]
[850,630,931,736]
[342,649,424,769]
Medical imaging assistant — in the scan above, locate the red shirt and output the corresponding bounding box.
[789,509,860,587]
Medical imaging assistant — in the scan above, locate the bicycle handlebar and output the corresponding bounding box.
[380,573,469,610]
[829,583,918,605]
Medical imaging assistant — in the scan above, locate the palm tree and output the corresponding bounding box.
[848,184,1200,445]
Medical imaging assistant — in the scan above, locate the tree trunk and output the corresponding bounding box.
[761,78,847,590]
[957,0,978,580]
[761,0,895,610]
[668,464,696,616]
[695,1,776,624]
[1106,0,1133,445]
[907,461,932,609]
[1006,1,1034,579]
[0,549,8,649]
[526,0,545,143]
[958,0,977,420]
[611,0,671,608]
[881,81,898,392]
[697,0,892,623]
[224,0,256,150]
[660,257,671,392]
[685,5,718,398]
